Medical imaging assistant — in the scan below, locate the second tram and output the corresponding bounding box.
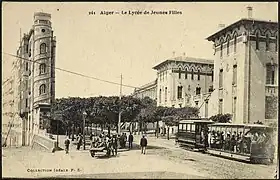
[177,119,276,164]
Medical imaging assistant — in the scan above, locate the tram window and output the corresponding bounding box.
[191,124,195,132]
[236,127,244,154]
[179,124,183,131]
[242,127,251,154]
[187,124,191,132]
[183,124,187,131]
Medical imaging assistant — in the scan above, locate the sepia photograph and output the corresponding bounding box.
[2,2,278,179]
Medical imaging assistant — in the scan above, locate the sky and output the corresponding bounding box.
[2,2,278,98]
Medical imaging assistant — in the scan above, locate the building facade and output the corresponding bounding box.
[132,79,157,100]
[2,12,56,147]
[206,18,278,125]
[153,56,214,117]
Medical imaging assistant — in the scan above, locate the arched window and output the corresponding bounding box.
[234,35,237,53]
[39,63,46,74]
[39,84,46,95]
[191,69,194,80]
[227,38,230,55]
[197,70,200,81]
[266,34,270,51]
[256,32,259,50]
[40,43,46,54]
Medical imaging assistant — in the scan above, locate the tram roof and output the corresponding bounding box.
[179,119,213,124]
[209,123,271,128]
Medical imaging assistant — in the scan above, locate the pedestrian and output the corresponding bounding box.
[124,133,127,148]
[77,133,83,150]
[64,136,70,154]
[128,132,134,149]
[112,135,118,156]
[140,135,147,154]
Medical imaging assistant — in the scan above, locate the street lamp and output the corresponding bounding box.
[82,111,87,150]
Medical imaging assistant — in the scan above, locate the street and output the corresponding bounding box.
[2,135,277,179]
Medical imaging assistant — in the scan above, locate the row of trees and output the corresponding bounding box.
[48,96,239,139]
[48,96,200,137]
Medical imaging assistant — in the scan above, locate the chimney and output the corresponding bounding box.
[247,6,253,19]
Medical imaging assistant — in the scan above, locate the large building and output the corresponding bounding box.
[153,55,214,117]
[132,79,157,100]
[2,12,56,147]
[206,9,278,125]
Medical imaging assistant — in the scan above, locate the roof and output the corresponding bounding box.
[209,123,271,128]
[153,56,214,70]
[207,18,278,42]
[179,119,213,124]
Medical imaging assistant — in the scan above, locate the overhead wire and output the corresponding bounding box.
[2,52,140,89]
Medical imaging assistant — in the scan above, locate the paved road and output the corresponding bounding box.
[2,134,277,179]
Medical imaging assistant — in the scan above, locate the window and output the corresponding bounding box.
[218,99,223,114]
[39,84,46,95]
[191,69,194,80]
[177,86,183,99]
[179,104,182,108]
[195,101,199,107]
[234,35,237,53]
[39,63,46,74]
[266,34,270,51]
[233,65,237,85]
[25,98,28,108]
[256,32,259,50]
[227,38,230,55]
[211,70,214,81]
[40,43,46,54]
[165,87,167,102]
[266,64,275,85]
[25,44,29,53]
[185,70,187,79]
[196,87,201,95]
[159,89,162,103]
[197,70,200,81]
[219,69,223,88]
[220,42,223,58]
[178,68,181,79]
[25,80,28,90]
[233,97,237,122]
[25,62,28,71]
[42,29,45,33]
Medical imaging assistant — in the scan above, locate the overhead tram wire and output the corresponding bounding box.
[2,52,140,89]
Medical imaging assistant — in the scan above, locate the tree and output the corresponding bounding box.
[209,113,232,123]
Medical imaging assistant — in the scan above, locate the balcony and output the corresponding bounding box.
[265,85,278,96]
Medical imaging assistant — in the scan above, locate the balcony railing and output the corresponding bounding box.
[265,85,278,96]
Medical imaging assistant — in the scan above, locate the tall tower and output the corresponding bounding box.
[31,12,56,135]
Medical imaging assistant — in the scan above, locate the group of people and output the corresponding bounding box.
[64,131,148,155]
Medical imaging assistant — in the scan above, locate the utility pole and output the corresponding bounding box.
[118,74,122,134]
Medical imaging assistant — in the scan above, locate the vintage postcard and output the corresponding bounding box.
[2,2,278,179]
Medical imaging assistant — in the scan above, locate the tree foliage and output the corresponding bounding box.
[209,113,232,123]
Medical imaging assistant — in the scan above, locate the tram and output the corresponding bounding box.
[177,119,276,164]
[177,118,213,152]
